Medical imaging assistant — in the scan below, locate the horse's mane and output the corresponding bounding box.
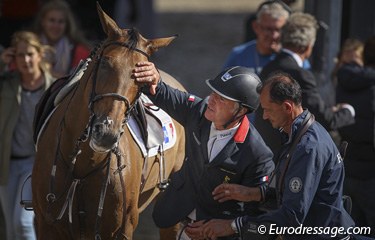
[89,42,103,59]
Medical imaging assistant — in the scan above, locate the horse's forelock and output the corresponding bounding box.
[127,28,139,50]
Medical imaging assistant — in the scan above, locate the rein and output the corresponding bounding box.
[45,40,148,240]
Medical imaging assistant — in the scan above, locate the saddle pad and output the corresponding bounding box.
[127,99,177,157]
[35,106,59,150]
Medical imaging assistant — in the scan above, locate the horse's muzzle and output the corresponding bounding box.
[90,116,121,153]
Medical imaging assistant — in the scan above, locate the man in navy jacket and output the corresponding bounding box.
[134,64,274,239]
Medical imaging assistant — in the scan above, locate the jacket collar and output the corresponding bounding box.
[233,115,250,143]
[281,48,303,67]
[281,109,310,145]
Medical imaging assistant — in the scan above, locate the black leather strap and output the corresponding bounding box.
[277,112,315,198]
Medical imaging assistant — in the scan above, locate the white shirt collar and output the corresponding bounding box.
[209,122,239,140]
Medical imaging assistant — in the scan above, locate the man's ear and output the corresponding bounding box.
[283,101,293,112]
[252,20,260,35]
[238,105,249,116]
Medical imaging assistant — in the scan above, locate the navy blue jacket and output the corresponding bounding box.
[145,80,275,228]
[239,111,355,240]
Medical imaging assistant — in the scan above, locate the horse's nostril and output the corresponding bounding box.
[93,117,113,134]
[93,123,103,133]
[104,117,113,126]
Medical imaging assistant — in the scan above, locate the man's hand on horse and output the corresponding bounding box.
[133,61,160,95]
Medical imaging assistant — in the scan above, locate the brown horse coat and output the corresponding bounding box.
[32,4,185,240]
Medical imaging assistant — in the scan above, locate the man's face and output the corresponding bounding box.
[254,14,286,54]
[204,92,240,130]
[259,87,289,130]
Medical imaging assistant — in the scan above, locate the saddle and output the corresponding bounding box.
[33,75,71,143]
[132,98,164,150]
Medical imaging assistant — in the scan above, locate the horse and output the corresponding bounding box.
[32,3,185,239]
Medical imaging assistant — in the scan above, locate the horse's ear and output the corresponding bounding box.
[96,2,121,38]
[148,35,178,54]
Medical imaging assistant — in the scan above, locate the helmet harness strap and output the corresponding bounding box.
[222,104,246,129]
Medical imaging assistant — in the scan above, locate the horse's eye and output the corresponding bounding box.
[100,57,112,69]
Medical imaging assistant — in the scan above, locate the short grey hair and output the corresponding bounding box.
[256,2,290,22]
[281,12,319,49]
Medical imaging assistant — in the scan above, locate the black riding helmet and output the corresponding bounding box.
[206,66,261,113]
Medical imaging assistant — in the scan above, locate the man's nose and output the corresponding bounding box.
[208,97,215,108]
[262,111,269,120]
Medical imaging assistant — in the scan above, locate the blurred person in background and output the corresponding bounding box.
[0,31,55,240]
[336,35,375,237]
[329,38,364,146]
[332,38,364,87]
[243,0,298,43]
[33,0,90,78]
[257,12,355,155]
[223,0,290,75]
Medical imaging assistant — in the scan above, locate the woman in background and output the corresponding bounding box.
[0,31,55,240]
[33,0,90,78]
[332,38,364,86]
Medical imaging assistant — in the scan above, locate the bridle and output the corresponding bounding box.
[88,40,150,137]
[45,39,150,240]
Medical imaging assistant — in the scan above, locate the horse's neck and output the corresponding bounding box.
[62,72,92,141]
[59,77,101,172]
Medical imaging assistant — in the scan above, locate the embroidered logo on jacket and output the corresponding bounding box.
[289,177,303,193]
[223,176,231,183]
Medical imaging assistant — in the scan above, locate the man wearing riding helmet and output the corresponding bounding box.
[134,62,274,239]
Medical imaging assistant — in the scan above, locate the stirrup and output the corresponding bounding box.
[20,200,34,211]
[20,174,33,211]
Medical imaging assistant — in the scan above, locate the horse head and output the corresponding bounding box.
[88,3,176,153]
